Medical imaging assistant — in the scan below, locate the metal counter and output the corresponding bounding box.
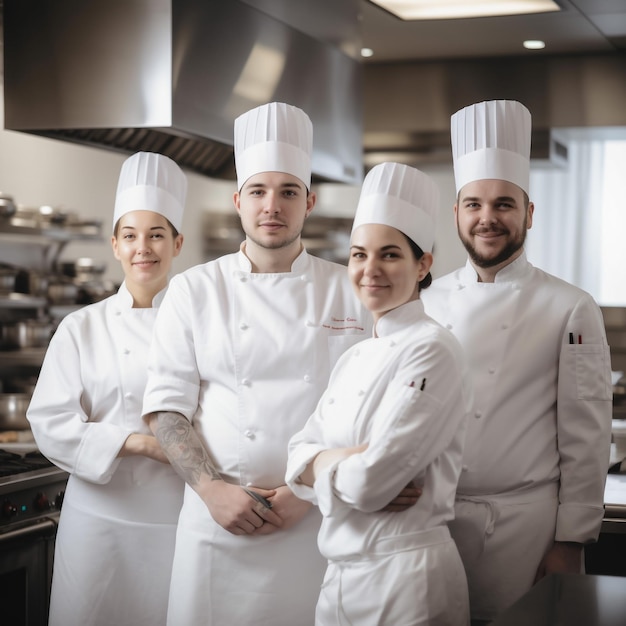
[491,573,626,626]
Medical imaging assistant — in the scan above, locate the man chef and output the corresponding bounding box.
[142,102,381,625]
[422,99,613,624]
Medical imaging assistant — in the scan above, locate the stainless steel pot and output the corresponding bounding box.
[14,270,49,297]
[60,257,106,283]
[47,281,79,304]
[0,194,17,218]
[0,394,31,430]
[0,320,54,350]
[0,267,18,293]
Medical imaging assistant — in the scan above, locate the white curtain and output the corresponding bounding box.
[526,140,605,300]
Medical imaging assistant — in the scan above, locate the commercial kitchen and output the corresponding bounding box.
[1,1,626,624]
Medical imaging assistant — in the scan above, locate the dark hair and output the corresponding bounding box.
[403,234,432,291]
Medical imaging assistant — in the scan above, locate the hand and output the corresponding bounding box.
[119,433,170,464]
[253,485,313,536]
[534,541,584,582]
[199,482,283,536]
[378,481,422,513]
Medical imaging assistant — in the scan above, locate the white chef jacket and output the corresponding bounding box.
[422,253,612,617]
[142,247,369,626]
[286,300,471,625]
[27,282,184,626]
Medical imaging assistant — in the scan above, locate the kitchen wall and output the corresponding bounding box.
[0,109,235,285]
[0,96,465,284]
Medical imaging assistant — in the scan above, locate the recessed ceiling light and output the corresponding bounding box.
[361,47,375,58]
[369,0,561,20]
[523,39,546,49]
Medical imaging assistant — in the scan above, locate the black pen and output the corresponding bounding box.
[243,487,272,510]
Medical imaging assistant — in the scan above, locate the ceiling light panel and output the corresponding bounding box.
[369,0,561,20]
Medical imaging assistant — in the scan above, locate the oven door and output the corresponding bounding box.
[0,514,59,626]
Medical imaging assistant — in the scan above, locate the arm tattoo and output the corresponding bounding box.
[152,411,222,485]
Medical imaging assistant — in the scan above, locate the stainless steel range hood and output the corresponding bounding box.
[3,0,363,184]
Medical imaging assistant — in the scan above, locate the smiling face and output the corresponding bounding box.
[111,210,183,299]
[349,223,432,322]
[455,178,534,277]
[233,171,315,258]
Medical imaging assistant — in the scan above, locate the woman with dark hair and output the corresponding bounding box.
[286,162,471,625]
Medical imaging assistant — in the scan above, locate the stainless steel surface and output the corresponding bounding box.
[3,0,363,185]
[0,448,67,626]
[0,195,17,218]
[0,267,17,293]
[363,54,626,169]
[0,320,54,350]
[0,516,58,544]
[491,574,626,626]
[0,394,31,430]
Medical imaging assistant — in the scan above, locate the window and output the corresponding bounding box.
[527,138,626,306]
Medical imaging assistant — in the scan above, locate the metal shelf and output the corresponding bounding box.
[0,219,102,241]
[0,293,47,309]
[0,347,46,368]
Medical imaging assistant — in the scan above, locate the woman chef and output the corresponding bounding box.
[286,162,472,626]
[27,151,186,626]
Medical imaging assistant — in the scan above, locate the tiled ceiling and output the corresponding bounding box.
[359,0,626,62]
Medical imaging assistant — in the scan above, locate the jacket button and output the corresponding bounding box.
[244,430,254,439]
[123,348,130,355]
[474,411,482,419]
[239,322,248,330]
[303,374,311,383]
[446,323,453,330]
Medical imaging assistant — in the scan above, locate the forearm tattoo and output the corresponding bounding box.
[152,412,222,485]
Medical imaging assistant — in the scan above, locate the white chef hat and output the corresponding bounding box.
[113,151,187,233]
[351,162,438,253]
[234,102,313,191]
[451,100,532,194]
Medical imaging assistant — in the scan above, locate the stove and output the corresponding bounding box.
[0,447,68,531]
[0,445,68,626]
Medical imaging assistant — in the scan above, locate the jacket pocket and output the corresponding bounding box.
[574,343,612,401]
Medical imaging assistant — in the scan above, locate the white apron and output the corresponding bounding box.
[28,284,184,626]
[143,249,369,625]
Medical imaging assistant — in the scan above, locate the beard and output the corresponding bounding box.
[245,228,302,251]
[459,217,528,269]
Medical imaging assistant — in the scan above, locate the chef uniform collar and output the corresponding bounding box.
[234,102,313,191]
[236,241,310,274]
[115,280,168,309]
[351,162,438,254]
[113,151,187,233]
[460,250,530,285]
[451,100,531,195]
